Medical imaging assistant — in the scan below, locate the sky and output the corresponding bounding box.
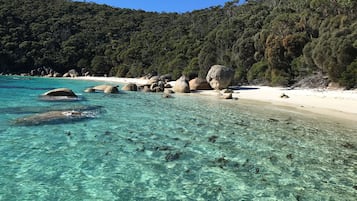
[79,0,245,13]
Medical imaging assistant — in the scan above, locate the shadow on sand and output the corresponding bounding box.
[229,86,260,90]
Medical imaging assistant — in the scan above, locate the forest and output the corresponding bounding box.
[0,0,356,88]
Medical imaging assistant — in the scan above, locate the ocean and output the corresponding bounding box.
[0,75,356,200]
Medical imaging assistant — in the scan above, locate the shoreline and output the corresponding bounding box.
[73,76,357,124]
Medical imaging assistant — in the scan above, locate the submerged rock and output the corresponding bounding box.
[1,105,103,114]
[14,110,97,126]
[84,88,95,93]
[165,152,181,162]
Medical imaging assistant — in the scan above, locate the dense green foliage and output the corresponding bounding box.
[0,0,356,87]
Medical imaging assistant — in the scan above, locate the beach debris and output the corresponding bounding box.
[206,65,235,90]
[173,75,190,93]
[280,93,289,98]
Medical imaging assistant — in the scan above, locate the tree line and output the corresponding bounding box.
[0,0,356,88]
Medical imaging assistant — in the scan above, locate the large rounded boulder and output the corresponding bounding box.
[206,65,235,90]
[173,76,190,93]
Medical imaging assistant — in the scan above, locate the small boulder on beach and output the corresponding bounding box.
[173,76,190,93]
[189,77,212,91]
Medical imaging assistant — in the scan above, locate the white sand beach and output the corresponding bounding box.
[73,76,357,122]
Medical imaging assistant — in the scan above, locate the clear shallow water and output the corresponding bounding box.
[0,76,356,200]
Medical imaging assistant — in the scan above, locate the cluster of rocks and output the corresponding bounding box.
[36,64,237,99]
[23,67,91,78]
[120,64,236,99]
[138,74,173,93]
[28,67,62,77]
[85,84,119,94]
[292,72,329,89]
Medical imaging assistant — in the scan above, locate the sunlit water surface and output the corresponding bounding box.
[0,76,356,200]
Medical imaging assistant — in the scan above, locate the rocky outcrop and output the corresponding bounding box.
[206,65,235,90]
[40,88,80,101]
[292,72,329,89]
[189,77,212,91]
[122,83,138,91]
[42,88,77,97]
[173,76,190,93]
[86,85,119,94]
[29,66,59,77]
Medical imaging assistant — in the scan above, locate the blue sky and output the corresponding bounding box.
[79,0,244,13]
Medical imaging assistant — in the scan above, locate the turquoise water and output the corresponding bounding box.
[0,76,356,200]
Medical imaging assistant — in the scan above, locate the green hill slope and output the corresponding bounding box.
[0,0,356,88]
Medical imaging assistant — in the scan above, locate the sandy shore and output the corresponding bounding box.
[73,76,357,123]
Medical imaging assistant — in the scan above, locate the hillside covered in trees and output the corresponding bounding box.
[0,0,356,88]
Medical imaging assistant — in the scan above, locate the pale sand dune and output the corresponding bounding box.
[73,76,357,122]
